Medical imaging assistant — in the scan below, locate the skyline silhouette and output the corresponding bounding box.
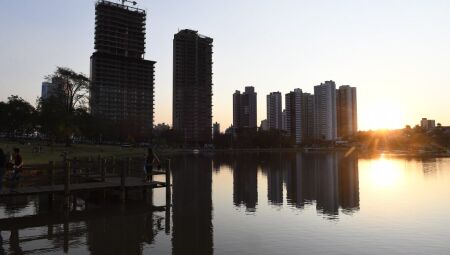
[1,0,449,130]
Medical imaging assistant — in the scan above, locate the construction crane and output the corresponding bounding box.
[121,0,137,5]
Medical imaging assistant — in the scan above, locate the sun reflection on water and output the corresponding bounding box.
[367,155,404,188]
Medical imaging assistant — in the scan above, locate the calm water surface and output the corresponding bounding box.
[1,152,450,255]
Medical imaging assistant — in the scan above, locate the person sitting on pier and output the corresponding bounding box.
[10,148,23,187]
[0,148,6,192]
[144,148,160,182]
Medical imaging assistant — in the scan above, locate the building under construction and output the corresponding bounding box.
[90,0,155,141]
[173,29,213,146]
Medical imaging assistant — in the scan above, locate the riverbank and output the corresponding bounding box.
[0,141,146,165]
[1,141,449,165]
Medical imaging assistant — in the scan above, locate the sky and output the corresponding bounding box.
[1,0,450,131]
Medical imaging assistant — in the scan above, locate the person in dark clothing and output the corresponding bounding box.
[0,148,6,192]
[10,148,23,186]
[144,148,160,182]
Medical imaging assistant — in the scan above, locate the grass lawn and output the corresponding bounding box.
[0,141,147,165]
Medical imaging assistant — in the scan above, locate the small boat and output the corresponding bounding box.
[193,149,200,154]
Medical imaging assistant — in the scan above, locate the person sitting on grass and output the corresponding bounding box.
[144,148,160,182]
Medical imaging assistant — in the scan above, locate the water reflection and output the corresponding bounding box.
[232,157,258,212]
[1,153,449,254]
[172,155,213,255]
[421,157,438,175]
[268,153,359,218]
[86,208,163,254]
[264,156,284,206]
[213,152,360,218]
[0,196,166,254]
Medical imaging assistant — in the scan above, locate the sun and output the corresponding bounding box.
[362,101,405,130]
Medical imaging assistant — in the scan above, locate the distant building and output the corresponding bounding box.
[225,125,234,135]
[420,118,436,130]
[233,86,257,130]
[213,122,220,138]
[41,81,54,100]
[302,93,315,142]
[281,109,287,132]
[90,0,155,141]
[260,119,269,131]
[285,89,303,144]
[314,81,337,141]
[267,92,282,130]
[337,85,357,138]
[173,29,213,146]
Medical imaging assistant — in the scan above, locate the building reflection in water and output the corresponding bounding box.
[257,152,360,218]
[86,208,163,254]
[338,154,360,213]
[232,155,258,212]
[0,152,361,254]
[421,157,438,175]
[263,154,284,206]
[284,152,359,218]
[315,153,340,216]
[171,155,213,255]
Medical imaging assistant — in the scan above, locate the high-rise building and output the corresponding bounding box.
[212,122,220,138]
[267,92,282,130]
[260,119,269,131]
[233,86,257,130]
[90,0,155,141]
[285,89,303,144]
[337,85,357,138]
[173,29,213,146]
[41,81,54,100]
[420,118,436,130]
[314,81,337,141]
[302,93,315,142]
[281,109,287,132]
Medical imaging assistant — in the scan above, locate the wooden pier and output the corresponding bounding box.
[0,157,172,206]
[0,156,173,254]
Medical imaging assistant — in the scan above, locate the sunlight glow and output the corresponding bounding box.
[362,101,405,130]
[367,156,404,188]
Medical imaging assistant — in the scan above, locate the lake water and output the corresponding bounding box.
[1,152,450,255]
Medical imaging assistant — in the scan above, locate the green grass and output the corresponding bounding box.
[0,141,147,165]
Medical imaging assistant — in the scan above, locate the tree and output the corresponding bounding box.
[46,67,90,112]
[37,96,69,143]
[39,67,90,145]
[0,96,36,137]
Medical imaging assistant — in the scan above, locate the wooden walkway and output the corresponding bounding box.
[0,157,173,254]
[0,157,172,214]
[0,177,166,197]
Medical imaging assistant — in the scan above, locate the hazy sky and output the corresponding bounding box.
[1,0,449,131]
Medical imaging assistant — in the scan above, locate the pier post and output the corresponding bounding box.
[101,158,106,182]
[120,160,126,203]
[48,161,55,205]
[127,157,131,176]
[47,224,53,239]
[164,159,172,234]
[73,157,77,175]
[165,203,171,234]
[165,159,171,234]
[166,159,171,206]
[86,156,92,178]
[97,155,101,175]
[64,161,71,210]
[112,156,116,175]
[63,213,69,253]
